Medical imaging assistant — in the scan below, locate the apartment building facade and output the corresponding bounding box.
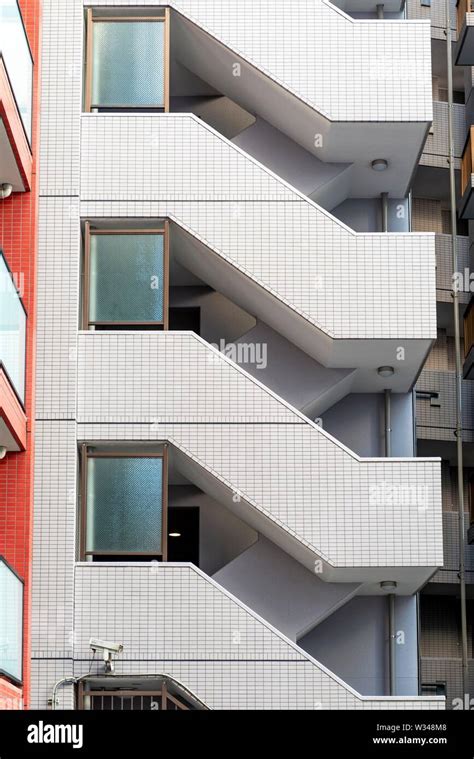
[30,0,451,710]
[0,0,40,710]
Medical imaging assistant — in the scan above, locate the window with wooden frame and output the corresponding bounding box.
[80,446,168,561]
[84,8,170,112]
[82,223,169,330]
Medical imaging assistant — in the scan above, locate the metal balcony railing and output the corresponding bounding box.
[435,234,470,304]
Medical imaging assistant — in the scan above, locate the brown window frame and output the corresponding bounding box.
[80,445,169,561]
[82,221,170,330]
[84,8,170,113]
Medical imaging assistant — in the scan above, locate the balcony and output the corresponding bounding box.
[456,0,474,64]
[0,251,27,453]
[435,233,470,304]
[416,368,474,441]
[0,0,33,191]
[0,556,23,685]
[464,296,474,378]
[421,101,465,170]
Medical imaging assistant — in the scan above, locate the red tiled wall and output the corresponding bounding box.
[0,0,40,709]
[0,678,23,710]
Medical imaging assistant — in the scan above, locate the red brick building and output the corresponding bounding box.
[0,0,40,710]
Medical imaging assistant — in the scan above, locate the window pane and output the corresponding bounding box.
[86,457,163,553]
[0,253,26,401]
[0,0,33,140]
[89,234,164,323]
[92,21,165,107]
[0,559,23,682]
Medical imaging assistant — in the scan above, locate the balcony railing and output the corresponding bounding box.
[0,251,26,403]
[0,557,23,684]
[0,0,33,142]
[423,102,465,167]
[435,234,470,304]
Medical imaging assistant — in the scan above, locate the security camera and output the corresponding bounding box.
[0,183,13,200]
[89,638,123,654]
[0,446,7,460]
[89,638,123,673]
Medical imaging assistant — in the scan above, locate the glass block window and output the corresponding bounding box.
[86,456,164,554]
[88,233,165,324]
[0,558,23,683]
[91,20,165,108]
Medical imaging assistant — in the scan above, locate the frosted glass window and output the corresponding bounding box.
[0,253,26,401]
[89,234,164,323]
[0,558,23,683]
[86,457,164,553]
[92,21,165,107]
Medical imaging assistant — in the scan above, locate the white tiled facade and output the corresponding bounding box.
[33,0,445,710]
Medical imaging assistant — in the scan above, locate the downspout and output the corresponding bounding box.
[384,387,395,694]
[376,4,385,19]
[416,590,422,695]
[389,592,396,695]
[381,191,389,232]
[446,0,469,706]
[384,388,392,457]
